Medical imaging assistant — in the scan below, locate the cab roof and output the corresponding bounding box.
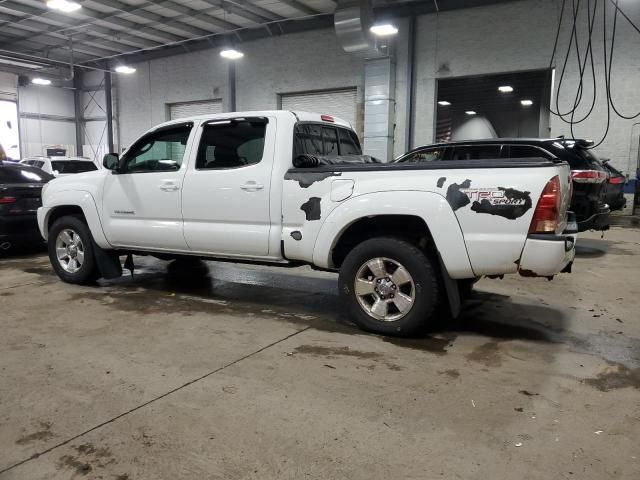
[151,110,353,131]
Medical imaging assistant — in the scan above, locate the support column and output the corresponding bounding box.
[104,71,114,154]
[73,67,84,157]
[363,57,396,162]
[227,62,237,112]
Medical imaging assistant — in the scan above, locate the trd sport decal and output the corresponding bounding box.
[467,187,532,219]
[439,179,532,219]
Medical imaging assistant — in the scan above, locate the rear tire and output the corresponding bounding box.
[338,237,440,336]
[48,215,99,285]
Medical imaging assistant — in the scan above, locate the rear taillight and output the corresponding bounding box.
[321,114,335,123]
[608,176,625,184]
[529,176,561,234]
[571,170,607,183]
[0,196,17,204]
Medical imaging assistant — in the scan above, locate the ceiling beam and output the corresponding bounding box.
[200,0,285,23]
[0,13,165,57]
[0,1,186,44]
[79,14,335,66]
[276,0,322,16]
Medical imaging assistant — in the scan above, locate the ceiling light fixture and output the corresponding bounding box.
[370,24,399,36]
[46,0,82,13]
[438,101,451,106]
[465,110,477,115]
[115,65,136,74]
[32,78,52,86]
[220,48,244,60]
[521,99,533,106]
[498,85,514,93]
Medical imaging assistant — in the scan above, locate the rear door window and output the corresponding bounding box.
[399,147,446,163]
[450,145,502,160]
[508,145,552,159]
[196,119,267,170]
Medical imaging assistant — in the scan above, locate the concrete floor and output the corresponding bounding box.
[0,228,639,480]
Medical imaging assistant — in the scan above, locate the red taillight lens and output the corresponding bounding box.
[608,176,625,184]
[529,175,561,234]
[320,114,335,123]
[571,170,607,183]
[0,196,17,204]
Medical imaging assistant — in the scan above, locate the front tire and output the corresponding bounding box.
[48,215,99,285]
[338,237,440,336]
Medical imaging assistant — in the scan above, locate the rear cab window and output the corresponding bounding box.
[51,161,98,174]
[294,123,362,160]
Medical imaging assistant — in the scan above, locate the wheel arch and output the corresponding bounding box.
[312,191,475,279]
[41,191,111,248]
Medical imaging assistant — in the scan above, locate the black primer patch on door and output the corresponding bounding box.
[291,231,302,241]
[300,197,322,221]
[437,177,447,188]
[446,179,472,211]
[284,171,341,188]
[470,187,533,219]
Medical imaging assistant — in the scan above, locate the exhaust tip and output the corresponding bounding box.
[0,242,11,251]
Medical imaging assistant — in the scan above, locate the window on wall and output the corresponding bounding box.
[0,100,20,160]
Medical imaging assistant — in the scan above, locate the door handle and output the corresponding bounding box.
[240,181,264,191]
[160,182,179,192]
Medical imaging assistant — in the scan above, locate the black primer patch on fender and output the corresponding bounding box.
[471,187,533,219]
[284,171,341,188]
[300,197,322,221]
[446,179,472,211]
[291,231,302,241]
[437,177,447,188]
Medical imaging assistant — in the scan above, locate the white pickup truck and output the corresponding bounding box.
[38,110,576,335]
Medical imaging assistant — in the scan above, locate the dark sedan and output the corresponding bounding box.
[0,161,54,250]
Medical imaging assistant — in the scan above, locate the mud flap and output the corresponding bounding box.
[91,240,122,279]
[438,254,461,318]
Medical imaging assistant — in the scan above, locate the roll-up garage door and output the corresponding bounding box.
[169,99,223,120]
[280,89,357,127]
[0,72,17,101]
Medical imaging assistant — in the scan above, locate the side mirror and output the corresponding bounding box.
[103,153,120,171]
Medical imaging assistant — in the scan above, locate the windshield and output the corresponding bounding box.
[51,161,98,174]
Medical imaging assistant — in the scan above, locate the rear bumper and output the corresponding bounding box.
[518,233,576,278]
[577,205,610,232]
[0,214,44,245]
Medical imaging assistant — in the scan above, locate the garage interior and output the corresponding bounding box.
[1,0,640,478]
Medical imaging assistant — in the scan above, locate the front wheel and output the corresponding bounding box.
[338,237,440,336]
[48,215,99,285]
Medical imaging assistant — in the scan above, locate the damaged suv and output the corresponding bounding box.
[397,138,610,232]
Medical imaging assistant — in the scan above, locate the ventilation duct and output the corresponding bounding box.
[334,0,383,58]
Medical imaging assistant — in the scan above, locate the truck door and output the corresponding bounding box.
[102,123,193,250]
[181,117,274,256]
